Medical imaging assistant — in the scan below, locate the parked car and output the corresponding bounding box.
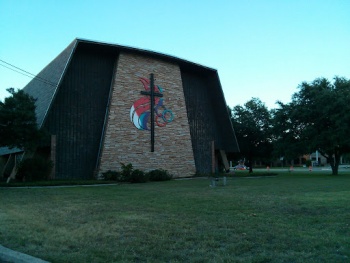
[232,165,248,170]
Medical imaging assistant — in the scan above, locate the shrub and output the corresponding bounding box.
[103,165,172,183]
[147,169,173,181]
[16,157,53,181]
[129,169,148,183]
[120,163,133,182]
[305,160,312,167]
[102,170,120,181]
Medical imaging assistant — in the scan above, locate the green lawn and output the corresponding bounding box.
[1,173,350,262]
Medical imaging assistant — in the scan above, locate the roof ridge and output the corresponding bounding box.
[74,38,217,72]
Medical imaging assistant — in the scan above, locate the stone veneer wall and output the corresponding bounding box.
[99,52,196,177]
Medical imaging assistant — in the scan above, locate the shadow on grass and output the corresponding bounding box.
[0,179,118,188]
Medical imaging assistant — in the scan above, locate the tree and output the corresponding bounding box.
[273,77,350,175]
[230,98,273,172]
[272,102,308,165]
[0,88,41,152]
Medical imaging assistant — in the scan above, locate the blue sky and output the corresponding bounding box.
[1,0,349,109]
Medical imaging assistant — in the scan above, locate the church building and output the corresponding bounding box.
[2,38,239,179]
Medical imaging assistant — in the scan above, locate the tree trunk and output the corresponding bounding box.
[249,163,253,173]
[332,165,339,175]
[248,152,253,173]
[330,153,340,175]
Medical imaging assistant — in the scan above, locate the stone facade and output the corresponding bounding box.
[99,52,196,177]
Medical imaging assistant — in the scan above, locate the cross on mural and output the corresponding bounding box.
[129,74,174,152]
[141,73,162,152]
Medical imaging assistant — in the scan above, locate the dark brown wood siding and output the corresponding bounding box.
[181,70,238,174]
[44,46,116,179]
[181,71,217,174]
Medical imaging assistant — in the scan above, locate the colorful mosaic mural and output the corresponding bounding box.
[130,77,174,130]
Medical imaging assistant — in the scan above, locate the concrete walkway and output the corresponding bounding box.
[0,244,49,263]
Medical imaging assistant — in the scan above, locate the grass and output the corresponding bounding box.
[1,172,350,262]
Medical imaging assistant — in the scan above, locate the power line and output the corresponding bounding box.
[0,59,38,78]
[0,59,57,87]
[0,63,34,79]
[0,59,57,88]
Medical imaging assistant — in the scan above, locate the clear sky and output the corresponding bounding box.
[1,0,349,109]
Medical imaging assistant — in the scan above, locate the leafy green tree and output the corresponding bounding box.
[272,102,308,165]
[273,77,350,175]
[230,98,273,172]
[0,88,41,152]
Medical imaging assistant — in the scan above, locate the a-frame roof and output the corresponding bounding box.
[23,40,77,127]
[23,38,220,128]
[0,39,238,156]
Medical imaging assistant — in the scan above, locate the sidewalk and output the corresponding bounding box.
[0,244,49,263]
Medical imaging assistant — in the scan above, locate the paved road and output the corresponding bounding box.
[254,167,350,173]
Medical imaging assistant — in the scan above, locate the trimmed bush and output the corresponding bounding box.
[16,157,53,181]
[102,165,172,183]
[129,169,148,183]
[102,170,120,181]
[147,169,172,181]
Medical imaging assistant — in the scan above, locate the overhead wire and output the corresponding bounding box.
[0,63,34,79]
[0,59,58,88]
